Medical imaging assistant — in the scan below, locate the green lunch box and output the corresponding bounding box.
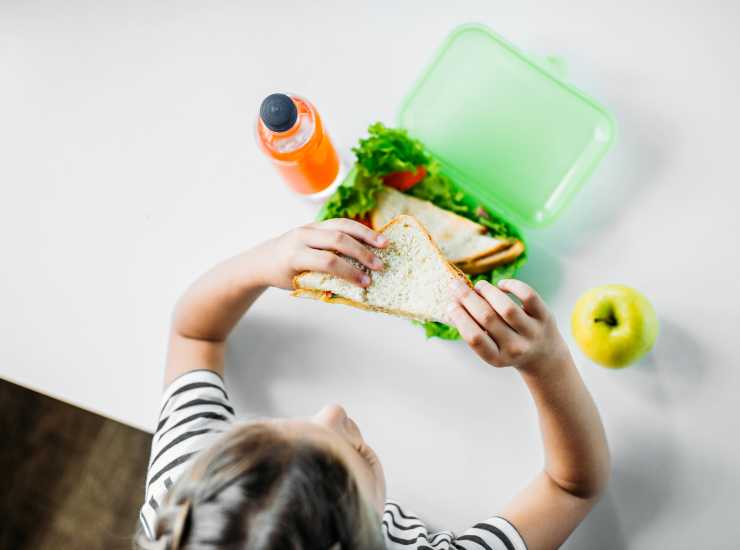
[398,23,615,229]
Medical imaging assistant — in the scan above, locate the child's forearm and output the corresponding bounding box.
[172,244,271,343]
[164,219,386,385]
[519,349,610,498]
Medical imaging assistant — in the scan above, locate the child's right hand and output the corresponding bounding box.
[258,218,389,290]
[448,278,570,373]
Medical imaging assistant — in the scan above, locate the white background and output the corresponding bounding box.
[2,1,739,548]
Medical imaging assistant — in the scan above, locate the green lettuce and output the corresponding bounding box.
[319,123,527,339]
[413,320,463,340]
[354,122,429,176]
[317,166,383,221]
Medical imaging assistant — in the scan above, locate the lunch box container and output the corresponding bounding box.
[399,23,615,229]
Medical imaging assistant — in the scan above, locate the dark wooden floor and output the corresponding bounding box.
[0,378,151,550]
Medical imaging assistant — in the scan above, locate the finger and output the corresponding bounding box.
[308,218,388,248]
[450,279,517,346]
[447,302,500,364]
[303,229,383,271]
[496,279,548,319]
[298,249,371,287]
[474,280,535,335]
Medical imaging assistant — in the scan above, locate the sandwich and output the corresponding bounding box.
[313,123,527,339]
[370,187,524,271]
[293,215,471,324]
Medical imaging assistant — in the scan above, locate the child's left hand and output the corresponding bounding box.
[256,218,389,290]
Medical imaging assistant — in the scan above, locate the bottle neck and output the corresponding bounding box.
[257,96,321,158]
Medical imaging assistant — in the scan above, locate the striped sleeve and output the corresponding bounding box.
[139,370,235,539]
[455,517,527,550]
[383,500,438,549]
[382,500,527,550]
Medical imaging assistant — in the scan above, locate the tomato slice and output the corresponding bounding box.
[353,214,373,228]
[382,165,427,191]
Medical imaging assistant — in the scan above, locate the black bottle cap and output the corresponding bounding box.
[259,93,298,132]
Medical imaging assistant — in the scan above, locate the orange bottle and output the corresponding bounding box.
[256,93,342,196]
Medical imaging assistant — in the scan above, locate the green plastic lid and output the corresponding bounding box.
[399,24,615,228]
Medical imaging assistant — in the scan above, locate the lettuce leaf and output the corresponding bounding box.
[354,123,429,176]
[320,122,527,339]
[317,166,384,221]
[413,320,462,340]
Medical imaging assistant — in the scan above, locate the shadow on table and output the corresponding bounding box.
[569,318,706,549]
[624,318,705,404]
[567,425,677,550]
[224,312,339,416]
[516,241,563,304]
[226,312,369,417]
[565,491,626,550]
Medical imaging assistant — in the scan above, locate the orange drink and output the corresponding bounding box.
[256,93,341,195]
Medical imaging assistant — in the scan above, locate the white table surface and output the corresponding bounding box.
[2,1,739,547]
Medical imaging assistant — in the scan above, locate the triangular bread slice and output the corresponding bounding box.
[370,187,512,263]
[292,214,471,323]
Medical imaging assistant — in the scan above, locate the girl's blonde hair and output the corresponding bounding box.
[134,423,384,550]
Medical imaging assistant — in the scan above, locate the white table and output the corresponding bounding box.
[2,1,739,547]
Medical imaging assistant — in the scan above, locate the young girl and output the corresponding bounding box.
[136,218,609,550]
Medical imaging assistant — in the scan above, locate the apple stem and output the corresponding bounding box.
[594,315,618,327]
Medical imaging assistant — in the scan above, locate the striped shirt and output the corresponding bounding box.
[140,370,527,550]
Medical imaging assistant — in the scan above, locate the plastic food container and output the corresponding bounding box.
[399,23,615,228]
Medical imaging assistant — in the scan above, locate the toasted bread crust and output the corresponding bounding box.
[449,237,514,264]
[456,240,525,275]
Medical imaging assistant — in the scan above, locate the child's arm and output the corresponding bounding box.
[449,279,610,550]
[165,219,388,385]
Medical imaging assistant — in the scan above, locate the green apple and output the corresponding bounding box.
[571,284,658,368]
